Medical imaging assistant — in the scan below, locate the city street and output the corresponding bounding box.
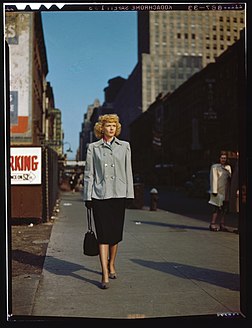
[27,191,240,320]
[4,7,248,326]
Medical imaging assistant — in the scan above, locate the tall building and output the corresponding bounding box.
[138,10,245,112]
[5,12,48,145]
[130,28,245,185]
[79,9,245,146]
[5,11,60,222]
[78,99,100,160]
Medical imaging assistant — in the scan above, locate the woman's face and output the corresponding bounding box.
[220,155,227,165]
[103,122,117,139]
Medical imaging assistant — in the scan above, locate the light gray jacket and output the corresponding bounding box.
[208,163,232,207]
[83,137,134,200]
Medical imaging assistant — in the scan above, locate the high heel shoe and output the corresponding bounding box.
[108,259,117,279]
[101,281,110,289]
[109,272,117,279]
[209,223,218,231]
[219,224,229,232]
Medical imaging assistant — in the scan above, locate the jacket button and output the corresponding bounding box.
[111,164,115,167]
[105,163,108,167]
[111,176,114,179]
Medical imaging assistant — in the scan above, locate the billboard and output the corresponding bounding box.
[5,13,33,142]
[10,147,42,185]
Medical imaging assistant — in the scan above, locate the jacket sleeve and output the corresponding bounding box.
[210,165,218,194]
[226,165,232,177]
[125,143,134,199]
[83,144,94,201]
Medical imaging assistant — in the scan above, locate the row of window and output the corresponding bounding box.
[145,61,202,73]
[154,14,244,25]
[177,33,239,40]
[212,26,241,32]
[219,16,244,23]
[177,33,196,39]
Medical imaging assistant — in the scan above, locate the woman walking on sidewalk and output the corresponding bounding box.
[208,151,232,232]
[83,114,134,289]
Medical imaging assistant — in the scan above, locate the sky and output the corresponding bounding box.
[41,11,138,159]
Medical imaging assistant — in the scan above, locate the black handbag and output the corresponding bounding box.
[83,208,99,256]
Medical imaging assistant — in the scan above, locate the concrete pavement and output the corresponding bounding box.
[23,191,241,320]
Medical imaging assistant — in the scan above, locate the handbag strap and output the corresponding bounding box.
[87,208,93,232]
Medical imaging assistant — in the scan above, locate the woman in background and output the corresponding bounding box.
[208,151,232,232]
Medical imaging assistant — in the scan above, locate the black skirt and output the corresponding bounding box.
[92,198,126,245]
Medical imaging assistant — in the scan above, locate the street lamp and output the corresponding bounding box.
[64,142,73,153]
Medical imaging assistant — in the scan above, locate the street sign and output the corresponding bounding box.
[10,147,42,185]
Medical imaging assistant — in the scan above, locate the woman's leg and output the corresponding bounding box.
[210,212,218,224]
[209,208,219,231]
[99,244,109,283]
[109,243,118,274]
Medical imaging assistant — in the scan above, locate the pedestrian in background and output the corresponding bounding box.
[70,172,78,193]
[208,151,232,232]
[83,114,134,289]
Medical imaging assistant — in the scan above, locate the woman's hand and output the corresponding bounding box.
[85,201,93,209]
[126,198,134,208]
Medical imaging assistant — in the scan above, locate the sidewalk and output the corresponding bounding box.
[22,191,240,320]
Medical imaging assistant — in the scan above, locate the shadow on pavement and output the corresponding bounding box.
[44,255,102,288]
[12,250,101,288]
[131,259,239,291]
[12,249,45,269]
[132,220,209,231]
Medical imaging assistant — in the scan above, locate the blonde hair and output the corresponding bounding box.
[94,114,121,139]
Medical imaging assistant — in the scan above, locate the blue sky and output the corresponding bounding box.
[41,11,137,159]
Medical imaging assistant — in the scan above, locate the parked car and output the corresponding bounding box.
[184,170,210,198]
